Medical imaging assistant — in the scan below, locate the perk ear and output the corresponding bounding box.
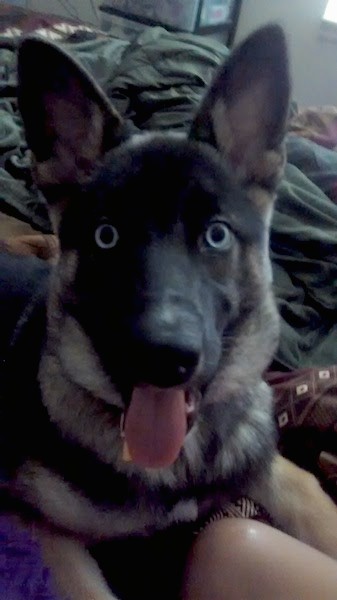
[18,37,123,189]
[189,25,290,188]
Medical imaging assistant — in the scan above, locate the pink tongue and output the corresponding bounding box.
[124,386,187,469]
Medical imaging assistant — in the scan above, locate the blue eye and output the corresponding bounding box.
[95,223,119,249]
[203,222,232,251]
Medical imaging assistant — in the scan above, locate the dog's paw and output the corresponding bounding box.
[255,456,337,559]
[288,467,337,559]
[39,530,120,600]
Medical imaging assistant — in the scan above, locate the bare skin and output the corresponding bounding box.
[182,519,337,600]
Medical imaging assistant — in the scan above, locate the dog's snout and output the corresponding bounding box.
[134,340,200,388]
[127,297,203,388]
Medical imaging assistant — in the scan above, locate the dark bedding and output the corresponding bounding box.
[272,154,337,370]
[0,515,55,599]
[1,4,337,599]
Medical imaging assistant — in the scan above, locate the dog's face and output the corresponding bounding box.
[18,26,290,471]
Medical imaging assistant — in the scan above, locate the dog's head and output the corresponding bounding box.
[18,26,290,471]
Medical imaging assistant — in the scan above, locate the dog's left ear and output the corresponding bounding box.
[18,37,123,189]
[189,25,290,188]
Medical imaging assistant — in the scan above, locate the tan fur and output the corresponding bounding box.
[49,313,123,406]
[33,99,107,192]
[39,352,125,466]
[249,149,285,187]
[211,95,286,195]
[37,457,337,600]
[14,461,199,552]
[212,99,285,189]
[14,462,142,539]
[252,455,337,559]
[39,530,117,600]
[211,101,235,164]
[246,185,276,215]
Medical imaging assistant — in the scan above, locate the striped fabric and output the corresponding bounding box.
[197,497,273,533]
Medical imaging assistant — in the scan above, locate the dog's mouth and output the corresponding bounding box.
[120,385,198,470]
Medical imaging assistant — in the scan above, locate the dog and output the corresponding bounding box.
[1,23,337,600]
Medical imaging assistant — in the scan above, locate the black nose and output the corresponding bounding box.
[133,340,200,388]
[128,296,203,388]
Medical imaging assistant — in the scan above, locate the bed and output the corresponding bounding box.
[0,3,337,599]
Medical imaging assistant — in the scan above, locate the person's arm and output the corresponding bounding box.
[183,518,337,600]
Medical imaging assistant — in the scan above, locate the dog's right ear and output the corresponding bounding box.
[18,38,123,191]
[189,25,290,190]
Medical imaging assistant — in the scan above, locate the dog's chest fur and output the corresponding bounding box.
[4,139,279,543]
[5,293,275,542]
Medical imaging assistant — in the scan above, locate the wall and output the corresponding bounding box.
[235,0,337,106]
[6,0,26,6]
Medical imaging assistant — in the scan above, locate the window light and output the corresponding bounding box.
[324,0,337,23]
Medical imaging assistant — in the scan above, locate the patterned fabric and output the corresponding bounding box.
[266,367,337,503]
[197,497,273,533]
[267,367,337,431]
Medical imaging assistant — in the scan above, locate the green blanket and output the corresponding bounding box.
[0,28,227,228]
[272,162,337,369]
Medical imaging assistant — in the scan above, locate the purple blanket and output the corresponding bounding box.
[0,516,57,599]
